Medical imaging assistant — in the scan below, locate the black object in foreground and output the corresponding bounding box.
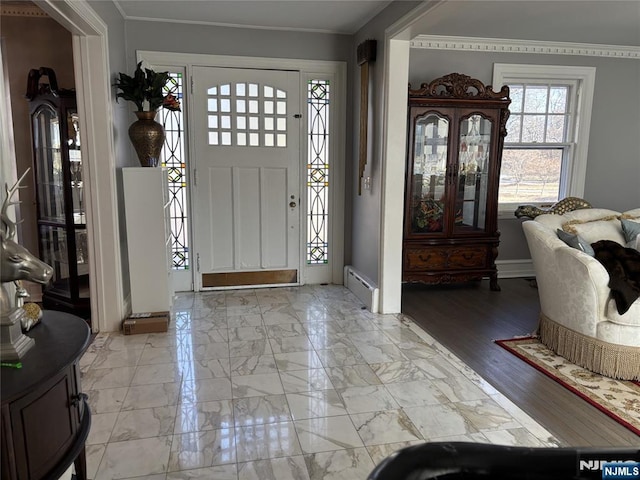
[368,442,640,480]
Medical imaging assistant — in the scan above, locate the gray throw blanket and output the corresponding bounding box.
[591,240,640,315]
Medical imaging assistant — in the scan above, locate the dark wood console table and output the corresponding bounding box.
[1,311,91,480]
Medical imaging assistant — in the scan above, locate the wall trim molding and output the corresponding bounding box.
[1,3,48,17]
[411,35,640,60]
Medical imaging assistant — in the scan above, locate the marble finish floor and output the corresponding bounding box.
[80,285,560,480]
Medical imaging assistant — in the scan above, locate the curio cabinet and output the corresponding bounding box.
[27,67,90,319]
[403,73,511,290]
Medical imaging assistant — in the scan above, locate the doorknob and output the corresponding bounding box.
[289,201,297,208]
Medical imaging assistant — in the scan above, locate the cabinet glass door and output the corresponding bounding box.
[33,105,65,223]
[454,114,492,233]
[410,113,449,233]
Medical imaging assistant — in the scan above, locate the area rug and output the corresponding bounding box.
[495,336,640,436]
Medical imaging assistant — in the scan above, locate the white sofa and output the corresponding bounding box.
[522,208,640,380]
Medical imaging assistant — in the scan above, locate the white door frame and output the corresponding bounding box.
[378,1,445,313]
[35,0,125,332]
[138,51,347,289]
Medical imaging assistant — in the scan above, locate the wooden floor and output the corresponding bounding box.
[402,278,639,446]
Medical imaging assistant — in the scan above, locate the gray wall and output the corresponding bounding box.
[409,48,640,261]
[125,20,353,65]
[350,1,422,283]
[2,15,74,262]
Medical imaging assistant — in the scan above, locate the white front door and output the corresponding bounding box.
[192,66,301,289]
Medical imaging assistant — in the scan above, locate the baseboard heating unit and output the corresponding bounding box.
[344,266,379,313]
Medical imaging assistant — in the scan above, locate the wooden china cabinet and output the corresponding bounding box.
[26,68,90,319]
[403,73,511,290]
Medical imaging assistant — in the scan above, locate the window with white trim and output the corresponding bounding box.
[493,64,596,213]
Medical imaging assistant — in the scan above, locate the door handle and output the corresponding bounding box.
[289,201,297,208]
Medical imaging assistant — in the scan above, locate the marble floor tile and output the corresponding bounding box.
[229,326,267,342]
[95,436,173,480]
[174,400,234,433]
[431,375,490,402]
[166,465,237,480]
[83,366,137,390]
[384,379,445,408]
[168,429,236,471]
[274,351,324,371]
[280,368,335,393]
[286,389,348,420]
[91,348,144,369]
[87,387,129,414]
[324,365,381,389]
[315,346,367,368]
[337,385,398,414]
[266,323,308,338]
[350,409,423,446]
[87,412,118,445]
[404,403,476,439]
[227,314,264,328]
[180,378,233,403]
[111,406,177,441]
[354,343,409,364]
[456,398,522,432]
[304,447,375,480]
[369,361,428,384]
[483,427,547,447]
[232,373,285,398]
[82,286,561,480]
[230,355,278,376]
[229,340,273,357]
[132,363,182,386]
[235,421,302,462]
[179,357,231,381]
[294,415,363,453]
[238,455,310,480]
[122,382,181,411]
[233,394,292,426]
[86,443,106,480]
[269,335,314,353]
[366,440,423,466]
[192,342,230,361]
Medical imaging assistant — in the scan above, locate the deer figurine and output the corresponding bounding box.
[1,169,53,319]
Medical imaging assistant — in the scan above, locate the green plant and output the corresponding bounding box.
[114,62,180,112]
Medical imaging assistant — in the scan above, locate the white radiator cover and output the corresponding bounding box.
[344,266,379,313]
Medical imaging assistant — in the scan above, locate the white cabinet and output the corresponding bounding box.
[123,167,173,313]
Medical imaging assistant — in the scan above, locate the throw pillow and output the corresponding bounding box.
[556,229,595,256]
[621,218,640,244]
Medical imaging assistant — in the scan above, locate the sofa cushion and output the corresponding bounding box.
[556,229,595,256]
[606,298,640,326]
[621,208,640,220]
[561,208,625,245]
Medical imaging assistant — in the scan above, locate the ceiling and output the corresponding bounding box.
[113,0,640,46]
[114,0,394,35]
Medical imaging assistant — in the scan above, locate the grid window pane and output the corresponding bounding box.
[265,117,274,131]
[523,86,548,113]
[509,85,524,113]
[521,115,546,142]
[499,148,563,204]
[546,115,566,143]
[549,87,568,113]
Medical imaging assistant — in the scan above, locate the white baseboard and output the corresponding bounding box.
[344,266,379,313]
[496,259,535,278]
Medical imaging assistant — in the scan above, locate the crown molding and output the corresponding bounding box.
[1,2,48,17]
[411,34,640,60]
